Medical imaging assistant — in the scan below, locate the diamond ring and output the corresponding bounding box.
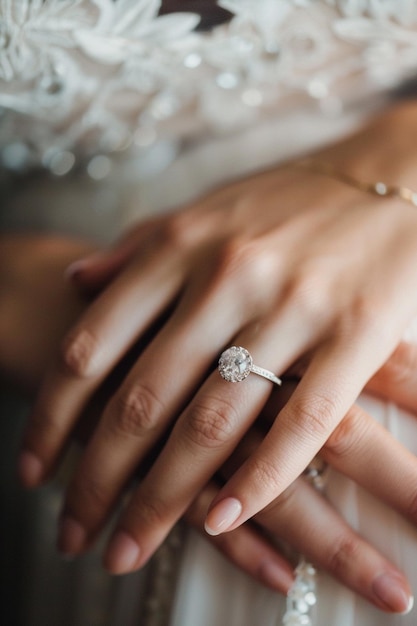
[218,346,282,386]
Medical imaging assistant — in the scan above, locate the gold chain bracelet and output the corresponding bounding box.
[295,158,417,207]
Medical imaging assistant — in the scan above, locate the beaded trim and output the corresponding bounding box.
[281,459,328,626]
[283,559,317,626]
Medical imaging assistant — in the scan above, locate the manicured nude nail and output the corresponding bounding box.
[401,596,414,616]
[105,531,140,574]
[372,572,413,613]
[57,516,87,556]
[259,560,294,593]
[17,450,43,487]
[204,498,242,536]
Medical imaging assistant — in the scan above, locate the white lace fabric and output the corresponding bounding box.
[1,0,417,174]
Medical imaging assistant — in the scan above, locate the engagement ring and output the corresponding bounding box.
[218,346,282,386]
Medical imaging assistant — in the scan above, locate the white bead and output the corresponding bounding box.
[374,182,388,195]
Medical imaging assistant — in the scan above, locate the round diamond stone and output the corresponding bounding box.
[218,346,253,382]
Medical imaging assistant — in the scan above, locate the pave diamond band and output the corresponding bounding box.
[218,346,282,386]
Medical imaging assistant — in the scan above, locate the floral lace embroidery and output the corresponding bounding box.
[1,0,417,174]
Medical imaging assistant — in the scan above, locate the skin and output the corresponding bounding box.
[5,233,417,611]
[0,235,292,591]
[11,101,417,612]
[3,236,417,611]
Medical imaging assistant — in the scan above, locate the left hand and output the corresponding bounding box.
[18,102,417,572]
[6,235,414,613]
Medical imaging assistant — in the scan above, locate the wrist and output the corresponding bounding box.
[317,100,417,189]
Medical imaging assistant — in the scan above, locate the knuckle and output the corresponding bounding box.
[350,294,376,329]
[61,328,99,378]
[212,239,278,309]
[285,268,328,324]
[247,455,283,497]
[384,343,417,386]
[184,398,239,450]
[290,391,340,441]
[326,534,362,578]
[244,247,279,294]
[325,406,367,460]
[340,294,384,343]
[157,213,194,249]
[111,382,164,438]
[215,238,253,280]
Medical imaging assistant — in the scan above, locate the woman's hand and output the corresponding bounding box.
[3,235,414,613]
[18,102,417,574]
[186,411,414,615]
[0,234,294,593]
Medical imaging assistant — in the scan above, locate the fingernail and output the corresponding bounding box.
[204,498,242,536]
[259,560,294,593]
[372,571,413,613]
[17,450,43,487]
[64,259,89,282]
[105,531,140,574]
[401,596,414,616]
[57,516,87,556]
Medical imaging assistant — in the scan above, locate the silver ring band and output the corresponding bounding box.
[218,346,282,386]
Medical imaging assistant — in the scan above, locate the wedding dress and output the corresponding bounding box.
[2,2,417,625]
